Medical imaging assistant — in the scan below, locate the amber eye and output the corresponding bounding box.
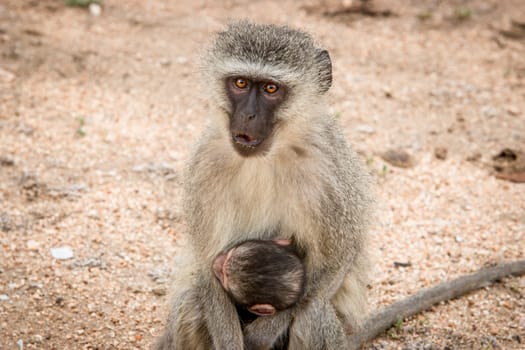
[235,78,248,89]
[264,83,278,94]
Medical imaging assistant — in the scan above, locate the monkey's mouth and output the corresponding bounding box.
[233,133,262,148]
[231,131,273,157]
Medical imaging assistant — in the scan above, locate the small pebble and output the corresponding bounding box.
[28,282,43,289]
[466,152,481,162]
[29,335,43,344]
[355,124,375,134]
[381,148,415,168]
[507,106,520,116]
[393,261,412,268]
[152,287,167,296]
[0,67,15,82]
[481,106,499,118]
[17,124,34,136]
[50,247,74,260]
[159,58,171,67]
[0,294,9,301]
[0,156,15,166]
[383,88,393,98]
[86,210,99,219]
[489,327,499,335]
[175,56,188,64]
[434,147,448,160]
[27,240,40,251]
[89,3,102,17]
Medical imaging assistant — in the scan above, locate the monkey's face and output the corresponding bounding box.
[224,77,287,157]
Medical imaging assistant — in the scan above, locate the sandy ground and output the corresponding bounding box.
[0,0,524,349]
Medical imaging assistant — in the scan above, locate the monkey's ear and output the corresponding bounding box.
[315,49,332,94]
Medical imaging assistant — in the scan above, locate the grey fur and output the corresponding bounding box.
[204,20,332,94]
[156,20,374,350]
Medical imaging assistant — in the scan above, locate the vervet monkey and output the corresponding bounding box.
[156,20,373,350]
[213,239,305,317]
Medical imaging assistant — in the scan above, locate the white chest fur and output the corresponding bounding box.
[202,151,324,260]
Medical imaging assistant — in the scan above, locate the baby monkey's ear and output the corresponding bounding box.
[248,304,276,316]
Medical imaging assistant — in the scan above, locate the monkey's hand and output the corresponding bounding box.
[242,308,293,350]
[290,297,349,349]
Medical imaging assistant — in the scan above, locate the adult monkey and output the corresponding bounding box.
[155,21,373,350]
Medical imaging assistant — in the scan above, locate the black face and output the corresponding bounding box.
[225,77,287,157]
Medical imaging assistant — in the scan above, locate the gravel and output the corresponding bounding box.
[0,0,523,349]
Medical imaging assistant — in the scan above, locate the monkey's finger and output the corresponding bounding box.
[274,239,291,246]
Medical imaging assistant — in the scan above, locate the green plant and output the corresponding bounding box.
[65,0,102,7]
[76,117,86,137]
[394,318,403,330]
[379,164,389,177]
[417,10,433,21]
[387,318,404,339]
[454,7,472,21]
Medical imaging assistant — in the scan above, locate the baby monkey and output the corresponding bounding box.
[213,239,305,317]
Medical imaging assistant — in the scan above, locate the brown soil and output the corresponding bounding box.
[1,1,524,349]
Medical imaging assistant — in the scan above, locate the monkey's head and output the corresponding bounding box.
[203,21,332,157]
[212,240,305,316]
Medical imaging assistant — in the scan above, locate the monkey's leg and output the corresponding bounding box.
[287,298,348,350]
[332,265,369,334]
[154,284,212,350]
[156,275,245,349]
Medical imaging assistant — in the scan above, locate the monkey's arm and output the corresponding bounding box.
[199,271,245,349]
[244,145,371,348]
[183,176,246,349]
[243,195,365,348]
[242,225,359,349]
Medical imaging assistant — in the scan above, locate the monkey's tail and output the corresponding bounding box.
[348,259,525,349]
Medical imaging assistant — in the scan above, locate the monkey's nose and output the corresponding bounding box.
[233,133,262,147]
